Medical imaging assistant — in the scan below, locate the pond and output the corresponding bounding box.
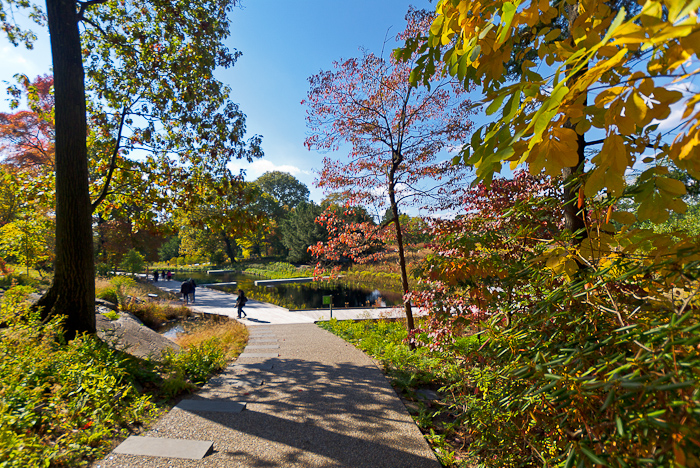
[168,270,403,310]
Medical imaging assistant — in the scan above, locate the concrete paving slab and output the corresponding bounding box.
[238,352,280,358]
[113,436,212,460]
[176,400,247,413]
[207,376,264,388]
[245,344,280,349]
[229,361,275,371]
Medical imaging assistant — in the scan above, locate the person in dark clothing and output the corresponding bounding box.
[188,278,197,303]
[153,270,159,282]
[180,280,192,304]
[236,289,247,319]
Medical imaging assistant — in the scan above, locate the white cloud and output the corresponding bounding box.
[227,157,305,180]
[652,81,698,132]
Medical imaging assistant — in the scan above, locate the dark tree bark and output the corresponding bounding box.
[222,234,238,265]
[388,149,416,337]
[561,129,587,242]
[36,0,96,339]
[561,1,588,245]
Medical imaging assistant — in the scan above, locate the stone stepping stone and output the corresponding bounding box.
[230,361,275,371]
[207,376,264,388]
[249,333,276,338]
[239,352,279,358]
[245,344,279,349]
[176,399,247,413]
[114,436,212,460]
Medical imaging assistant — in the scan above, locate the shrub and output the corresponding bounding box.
[162,339,226,386]
[0,286,157,467]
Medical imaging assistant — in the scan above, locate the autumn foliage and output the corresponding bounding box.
[0,74,54,172]
[304,8,474,331]
[394,1,700,464]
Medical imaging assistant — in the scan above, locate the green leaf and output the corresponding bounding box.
[616,416,624,435]
[469,44,482,63]
[603,7,627,43]
[496,2,518,45]
[580,445,608,466]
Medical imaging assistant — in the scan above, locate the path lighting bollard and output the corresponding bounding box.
[323,295,333,318]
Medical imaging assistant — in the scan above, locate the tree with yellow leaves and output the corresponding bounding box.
[398,1,700,465]
[400,0,699,229]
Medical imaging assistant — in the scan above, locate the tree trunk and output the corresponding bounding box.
[388,183,416,336]
[562,1,588,245]
[36,0,95,340]
[222,234,238,264]
[561,129,587,242]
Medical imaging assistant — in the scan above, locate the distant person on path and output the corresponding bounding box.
[166,270,172,281]
[153,270,159,282]
[188,278,197,303]
[180,280,192,305]
[236,289,247,319]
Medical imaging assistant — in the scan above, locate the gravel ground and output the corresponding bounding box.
[95,323,439,468]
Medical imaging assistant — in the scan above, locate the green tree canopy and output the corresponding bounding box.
[281,201,327,263]
[255,171,310,210]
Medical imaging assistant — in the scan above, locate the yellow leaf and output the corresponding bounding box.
[615,109,637,135]
[656,177,686,197]
[595,86,625,106]
[638,191,670,223]
[599,134,630,173]
[627,91,648,125]
[611,211,637,224]
[585,166,626,197]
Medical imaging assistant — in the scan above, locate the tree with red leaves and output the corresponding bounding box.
[0,74,55,172]
[411,171,562,346]
[303,8,474,333]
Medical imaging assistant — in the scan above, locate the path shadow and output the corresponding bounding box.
[244,317,271,324]
[179,349,438,467]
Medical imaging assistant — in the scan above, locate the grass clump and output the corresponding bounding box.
[95,276,190,329]
[243,262,311,279]
[175,319,248,361]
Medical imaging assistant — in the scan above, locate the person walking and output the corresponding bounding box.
[180,280,192,305]
[236,289,247,319]
[188,278,197,303]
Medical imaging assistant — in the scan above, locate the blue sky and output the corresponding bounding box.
[0,0,435,203]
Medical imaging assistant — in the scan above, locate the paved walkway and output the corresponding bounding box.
[95,284,438,467]
[153,280,414,325]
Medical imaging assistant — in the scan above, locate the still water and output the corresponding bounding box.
[168,270,402,310]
